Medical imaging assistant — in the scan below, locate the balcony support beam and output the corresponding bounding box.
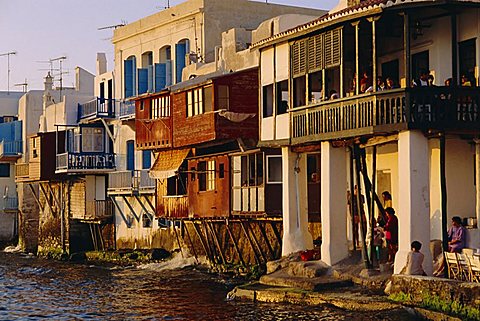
[27,183,44,213]
[475,139,480,227]
[100,118,115,143]
[134,194,153,221]
[110,196,131,228]
[352,21,360,96]
[142,193,156,214]
[39,182,56,218]
[121,195,140,222]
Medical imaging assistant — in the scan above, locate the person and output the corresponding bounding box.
[412,69,429,87]
[377,76,386,91]
[447,216,467,253]
[329,89,339,100]
[360,72,372,93]
[461,74,472,87]
[385,77,397,90]
[444,78,453,87]
[384,207,398,263]
[427,74,436,87]
[382,191,392,208]
[348,185,366,248]
[401,241,427,276]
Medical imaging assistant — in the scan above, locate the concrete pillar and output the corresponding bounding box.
[320,142,349,265]
[394,131,433,275]
[281,147,313,256]
[475,140,480,225]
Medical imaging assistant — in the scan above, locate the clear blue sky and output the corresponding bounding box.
[0,0,336,91]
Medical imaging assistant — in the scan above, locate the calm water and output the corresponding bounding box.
[0,251,418,321]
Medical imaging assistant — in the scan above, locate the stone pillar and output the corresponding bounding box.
[395,131,433,275]
[320,142,349,265]
[281,147,313,256]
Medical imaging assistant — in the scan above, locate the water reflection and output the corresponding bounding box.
[0,252,418,320]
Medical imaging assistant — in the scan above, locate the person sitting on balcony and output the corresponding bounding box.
[385,77,397,90]
[360,72,372,93]
[329,89,339,100]
[377,76,386,91]
[445,78,453,87]
[461,74,472,87]
[412,69,429,87]
[428,74,436,87]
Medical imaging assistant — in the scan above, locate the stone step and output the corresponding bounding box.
[259,270,353,292]
[286,260,331,278]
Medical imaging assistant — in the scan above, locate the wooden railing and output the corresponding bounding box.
[291,87,480,144]
[157,195,188,218]
[108,170,155,193]
[15,163,29,178]
[80,199,114,221]
[56,152,115,172]
[0,140,22,157]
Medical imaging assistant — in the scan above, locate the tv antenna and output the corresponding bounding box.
[0,51,17,94]
[50,56,67,101]
[14,79,28,92]
[156,0,170,10]
[98,21,127,30]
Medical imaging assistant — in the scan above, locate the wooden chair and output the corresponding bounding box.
[456,252,471,281]
[445,252,461,280]
[465,253,480,283]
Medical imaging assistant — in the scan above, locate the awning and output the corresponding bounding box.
[149,149,190,179]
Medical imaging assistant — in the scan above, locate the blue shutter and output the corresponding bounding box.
[147,65,154,93]
[126,140,135,171]
[142,150,151,169]
[175,43,187,84]
[155,63,167,92]
[166,60,172,86]
[124,59,134,98]
[138,68,148,95]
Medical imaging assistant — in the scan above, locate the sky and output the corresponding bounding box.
[0,0,337,91]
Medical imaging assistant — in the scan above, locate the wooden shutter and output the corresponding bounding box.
[324,28,342,68]
[291,40,307,77]
[307,34,324,72]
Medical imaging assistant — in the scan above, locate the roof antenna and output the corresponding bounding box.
[0,51,17,94]
[14,79,28,93]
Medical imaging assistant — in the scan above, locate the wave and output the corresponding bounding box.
[3,245,22,253]
[138,252,208,272]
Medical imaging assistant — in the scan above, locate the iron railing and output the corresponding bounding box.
[78,98,115,121]
[56,152,115,171]
[108,169,155,193]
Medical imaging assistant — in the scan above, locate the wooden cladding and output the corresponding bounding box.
[291,28,342,78]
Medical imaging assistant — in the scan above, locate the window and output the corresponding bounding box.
[293,76,306,107]
[204,86,213,112]
[262,84,274,117]
[82,127,104,152]
[219,163,225,179]
[167,161,187,196]
[140,101,144,111]
[459,39,476,86]
[217,85,229,110]
[241,153,263,187]
[266,155,282,184]
[0,164,10,177]
[124,56,137,98]
[198,160,215,191]
[308,71,323,103]
[142,213,152,228]
[187,88,206,117]
[142,150,151,169]
[307,154,320,183]
[276,80,289,114]
[151,96,170,119]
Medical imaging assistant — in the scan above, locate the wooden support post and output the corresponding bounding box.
[245,220,266,263]
[440,135,448,251]
[134,195,153,221]
[269,220,282,256]
[46,182,61,211]
[184,221,199,264]
[370,146,377,265]
[354,145,372,269]
[202,220,218,264]
[225,220,245,266]
[39,183,56,217]
[367,17,379,92]
[360,148,374,265]
[349,147,356,250]
[28,183,44,213]
[206,220,226,264]
[110,196,131,228]
[352,21,360,96]
[258,221,275,260]
[142,194,156,214]
[403,12,411,88]
[192,221,213,264]
[240,219,262,265]
[122,195,140,222]
[172,220,184,258]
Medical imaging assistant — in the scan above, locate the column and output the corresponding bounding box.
[395,131,433,275]
[281,147,313,256]
[403,12,411,88]
[353,21,360,96]
[321,142,349,265]
[476,140,480,225]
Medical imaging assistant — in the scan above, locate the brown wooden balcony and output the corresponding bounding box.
[157,195,188,218]
[136,117,172,150]
[291,87,480,145]
[15,163,30,182]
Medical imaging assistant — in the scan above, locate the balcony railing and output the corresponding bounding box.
[291,87,480,144]
[118,101,135,119]
[0,140,22,159]
[56,152,115,172]
[108,169,155,194]
[78,98,115,121]
[3,196,18,211]
[72,199,114,221]
[15,163,29,178]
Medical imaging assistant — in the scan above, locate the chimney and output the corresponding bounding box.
[44,72,53,91]
[96,53,107,75]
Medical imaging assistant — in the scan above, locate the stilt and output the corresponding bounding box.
[202,220,218,264]
[245,220,266,263]
[225,220,245,266]
[206,220,226,264]
[440,134,448,251]
[192,221,213,263]
[184,221,199,264]
[39,183,56,217]
[370,146,377,265]
[354,145,371,269]
[258,221,275,260]
[359,148,374,265]
[172,220,184,258]
[349,147,356,250]
[240,219,262,265]
[269,221,282,256]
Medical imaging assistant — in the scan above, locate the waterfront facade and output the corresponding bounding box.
[256,0,480,273]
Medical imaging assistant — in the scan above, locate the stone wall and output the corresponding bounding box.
[0,211,16,241]
[17,182,39,253]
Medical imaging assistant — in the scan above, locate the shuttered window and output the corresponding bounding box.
[291,40,307,77]
[307,34,323,72]
[324,28,342,68]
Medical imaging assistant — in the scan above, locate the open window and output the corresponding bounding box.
[266,155,282,184]
[262,84,274,117]
[276,80,289,114]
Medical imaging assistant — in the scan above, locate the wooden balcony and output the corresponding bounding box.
[291,87,480,145]
[107,170,155,195]
[157,195,188,218]
[71,199,114,221]
[56,152,115,174]
[0,140,22,161]
[78,98,115,122]
[136,117,172,150]
[15,163,29,182]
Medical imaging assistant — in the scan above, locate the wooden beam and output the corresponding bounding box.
[245,220,266,263]
[240,219,261,265]
[110,196,131,228]
[134,195,153,221]
[172,220,184,258]
[206,220,226,264]
[121,195,140,222]
[403,12,411,88]
[28,183,44,213]
[184,221,199,264]
[192,221,213,263]
[440,135,448,251]
[39,182,56,217]
[370,146,377,265]
[269,220,282,256]
[291,144,322,153]
[225,220,245,266]
[359,134,398,148]
[258,221,275,260]
[142,194,156,214]
[349,147,357,250]
[201,220,218,264]
[353,20,360,96]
